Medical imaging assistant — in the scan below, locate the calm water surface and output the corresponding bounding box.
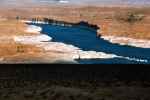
[30,23,150,64]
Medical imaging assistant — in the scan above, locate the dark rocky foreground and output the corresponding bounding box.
[0,66,150,81]
[0,66,149,100]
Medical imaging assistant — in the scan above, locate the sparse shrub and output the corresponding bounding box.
[125,12,145,23]
[16,44,24,53]
[115,11,145,23]
[16,16,20,20]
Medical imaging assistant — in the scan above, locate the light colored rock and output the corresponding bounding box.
[37,42,118,60]
[21,20,32,23]
[101,36,150,48]
[25,25,42,33]
[78,51,117,59]
[97,52,118,58]
[0,58,4,61]
[38,42,80,52]
[13,34,52,44]
[21,20,48,24]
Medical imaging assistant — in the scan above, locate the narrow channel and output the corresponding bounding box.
[29,23,150,64]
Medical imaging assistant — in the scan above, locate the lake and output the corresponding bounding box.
[29,23,150,64]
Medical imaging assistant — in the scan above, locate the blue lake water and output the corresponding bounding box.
[30,23,150,64]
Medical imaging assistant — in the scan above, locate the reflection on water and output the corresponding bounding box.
[30,23,150,64]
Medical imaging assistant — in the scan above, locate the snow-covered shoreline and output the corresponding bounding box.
[15,24,148,63]
[101,36,150,48]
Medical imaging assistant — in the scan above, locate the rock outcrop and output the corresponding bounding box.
[25,25,42,33]
[102,36,150,48]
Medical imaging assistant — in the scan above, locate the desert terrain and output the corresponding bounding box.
[0,6,150,39]
[0,6,149,63]
[0,3,149,100]
[0,19,79,63]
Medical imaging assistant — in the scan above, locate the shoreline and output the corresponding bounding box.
[101,35,150,48]
[1,6,150,40]
[24,20,150,49]
[0,20,148,64]
[15,23,148,63]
